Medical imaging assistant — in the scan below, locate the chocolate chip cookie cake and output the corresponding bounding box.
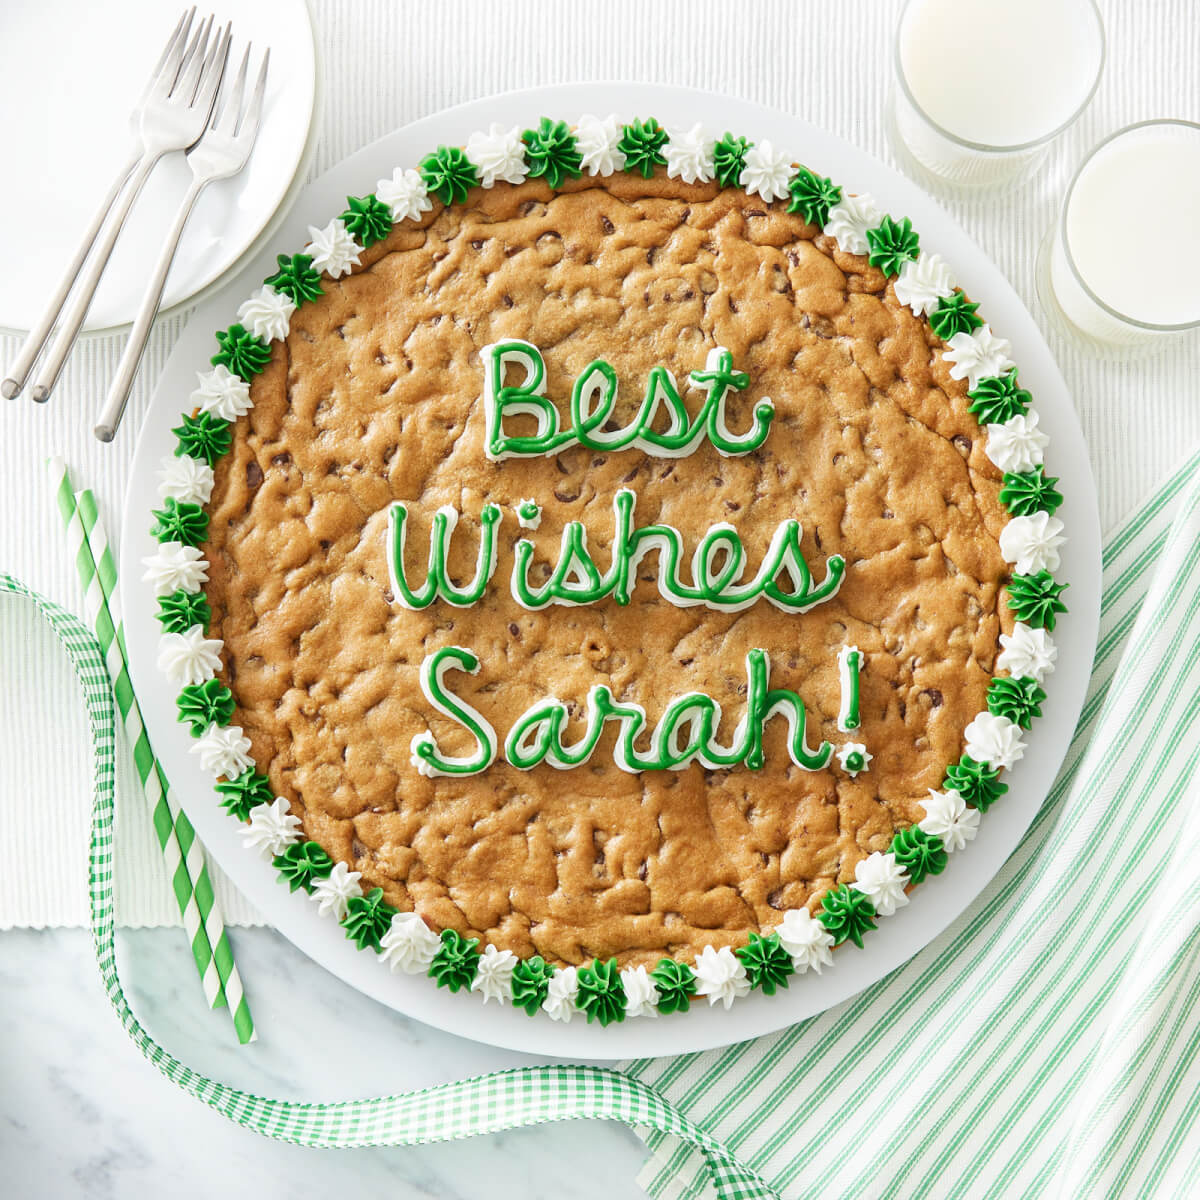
[144,115,1067,1026]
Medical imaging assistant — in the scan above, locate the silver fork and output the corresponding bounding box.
[21,14,231,404]
[1,9,199,400]
[95,46,270,442]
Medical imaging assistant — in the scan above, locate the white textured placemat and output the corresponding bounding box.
[1,0,1197,927]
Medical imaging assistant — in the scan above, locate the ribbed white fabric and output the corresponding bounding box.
[0,0,1197,929]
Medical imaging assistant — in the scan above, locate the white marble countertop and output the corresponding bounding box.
[0,926,649,1198]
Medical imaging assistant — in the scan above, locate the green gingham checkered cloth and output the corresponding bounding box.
[4,447,1198,1200]
[621,447,1200,1200]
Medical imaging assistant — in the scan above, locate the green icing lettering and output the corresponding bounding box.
[482,341,774,461]
[511,489,844,614]
[410,646,499,778]
[387,502,501,608]
[837,645,862,731]
[501,648,832,775]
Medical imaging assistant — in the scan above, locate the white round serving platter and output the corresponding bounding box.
[122,82,1102,1061]
[0,0,318,335]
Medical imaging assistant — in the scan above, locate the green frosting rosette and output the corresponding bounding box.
[735,932,794,995]
[968,368,1031,426]
[214,768,275,820]
[650,958,698,1014]
[155,589,211,634]
[211,323,271,381]
[1000,466,1064,516]
[1007,571,1069,631]
[576,957,627,1025]
[988,675,1046,729]
[817,884,876,948]
[617,117,669,179]
[429,929,481,993]
[943,755,1007,812]
[521,118,582,188]
[340,194,393,247]
[341,887,397,952]
[274,841,334,893]
[265,253,323,305]
[419,145,480,205]
[712,133,750,188]
[891,826,947,885]
[511,955,556,1016]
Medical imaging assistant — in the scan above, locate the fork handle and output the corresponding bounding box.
[95,176,209,442]
[2,149,143,400]
[30,151,162,404]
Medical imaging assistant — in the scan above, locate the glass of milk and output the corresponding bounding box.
[1037,121,1200,354]
[890,0,1105,188]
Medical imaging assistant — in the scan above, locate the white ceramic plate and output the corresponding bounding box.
[122,83,1102,1060]
[0,0,318,335]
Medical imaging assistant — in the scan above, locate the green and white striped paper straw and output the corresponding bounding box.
[49,458,254,1044]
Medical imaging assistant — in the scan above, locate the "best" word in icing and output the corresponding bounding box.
[482,340,776,460]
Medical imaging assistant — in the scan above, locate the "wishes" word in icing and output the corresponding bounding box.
[411,645,835,778]
[387,489,846,613]
[482,340,776,461]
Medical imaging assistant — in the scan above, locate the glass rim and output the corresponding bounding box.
[1059,118,1200,333]
[893,0,1107,155]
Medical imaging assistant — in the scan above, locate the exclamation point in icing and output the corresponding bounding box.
[837,645,863,732]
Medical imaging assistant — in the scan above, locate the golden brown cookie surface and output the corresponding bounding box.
[202,173,1009,968]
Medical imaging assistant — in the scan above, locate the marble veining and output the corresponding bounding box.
[0,928,650,1198]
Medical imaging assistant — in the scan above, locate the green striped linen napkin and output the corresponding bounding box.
[621,445,1200,1199]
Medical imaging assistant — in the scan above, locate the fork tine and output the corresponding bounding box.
[238,47,270,139]
[142,7,193,98]
[172,12,213,101]
[195,23,233,129]
[218,45,251,134]
[148,8,200,102]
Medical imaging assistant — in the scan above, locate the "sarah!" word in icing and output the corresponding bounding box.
[411,645,835,777]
